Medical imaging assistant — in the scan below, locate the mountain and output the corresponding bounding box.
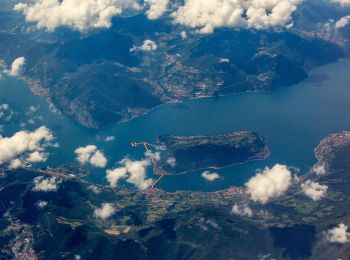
[1,131,350,259]
[0,1,346,128]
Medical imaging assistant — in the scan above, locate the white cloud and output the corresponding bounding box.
[106,158,153,190]
[336,15,350,29]
[75,145,97,164]
[15,0,303,34]
[201,171,220,181]
[105,136,115,142]
[75,145,107,168]
[88,185,101,194]
[0,104,15,121]
[7,57,25,77]
[94,203,116,219]
[33,176,61,192]
[145,0,169,19]
[245,164,292,204]
[0,104,9,111]
[90,150,108,167]
[312,163,327,176]
[14,0,141,32]
[0,126,54,168]
[301,180,328,201]
[325,223,350,244]
[198,217,220,231]
[172,0,301,34]
[106,167,128,186]
[145,150,161,161]
[130,39,158,52]
[232,204,253,217]
[9,159,25,169]
[27,151,48,163]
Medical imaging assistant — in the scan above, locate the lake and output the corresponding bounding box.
[1,58,350,192]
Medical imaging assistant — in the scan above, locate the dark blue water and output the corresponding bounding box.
[1,58,350,192]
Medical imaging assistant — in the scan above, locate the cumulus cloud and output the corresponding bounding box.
[0,126,55,168]
[94,203,116,219]
[27,151,48,163]
[232,204,253,217]
[301,180,328,201]
[312,163,327,176]
[15,0,303,34]
[90,150,108,167]
[75,145,107,168]
[14,0,141,32]
[336,15,350,29]
[172,0,301,34]
[106,158,153,190]
[7,57,25,77]
[33,176,61,192]
[9,159,24,169]
[245,164,292,204]
[145,0,169,19]
[325,223,350,244]
[130,39,158,52]
[201,171,220,181]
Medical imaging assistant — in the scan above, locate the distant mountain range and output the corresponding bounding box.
[0,0,349,128]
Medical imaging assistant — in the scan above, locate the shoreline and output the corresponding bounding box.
[20,57,350,131]
[152,147,271,177]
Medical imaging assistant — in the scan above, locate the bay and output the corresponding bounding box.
[1,58,350,192]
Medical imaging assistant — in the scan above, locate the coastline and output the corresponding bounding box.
[20,58,349,130]
[152,146,271,177]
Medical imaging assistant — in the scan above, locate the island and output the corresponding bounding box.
[156,131,270,175]
[2,131,350,259]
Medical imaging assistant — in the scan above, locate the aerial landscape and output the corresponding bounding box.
[2,0,350,259]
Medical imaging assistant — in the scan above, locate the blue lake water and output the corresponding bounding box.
[1,58,350,192]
